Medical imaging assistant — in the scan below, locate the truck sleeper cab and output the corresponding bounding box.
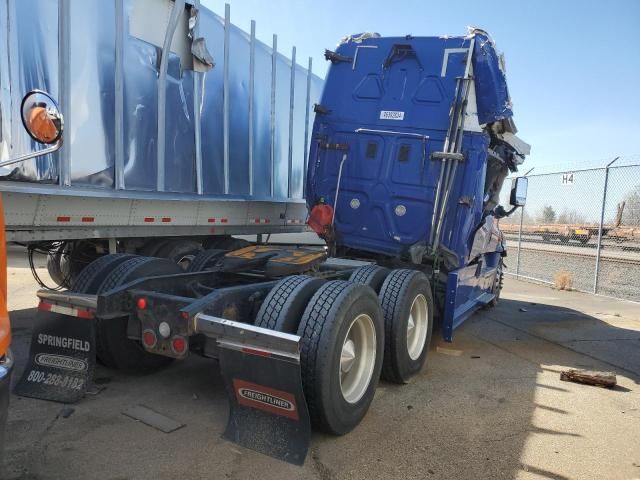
[307,30,529,337]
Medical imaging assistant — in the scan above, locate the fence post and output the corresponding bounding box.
[514,169,533,279]
[593,157,619,293]
[515,205,524,279]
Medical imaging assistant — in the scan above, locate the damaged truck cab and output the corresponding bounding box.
[307,30,530,339]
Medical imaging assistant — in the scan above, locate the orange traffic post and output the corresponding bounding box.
[0,194,10,357]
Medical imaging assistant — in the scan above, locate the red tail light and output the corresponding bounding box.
[142,329,157,348]
[136,297,147,310]
[171,336,187,355]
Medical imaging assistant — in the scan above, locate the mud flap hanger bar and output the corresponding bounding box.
[192,313,300,360]
[37,290,98,317]
[192,313,312,465]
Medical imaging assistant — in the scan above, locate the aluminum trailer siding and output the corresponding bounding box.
[0,0,324,243]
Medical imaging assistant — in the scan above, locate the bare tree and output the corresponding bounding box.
[557,209,586,225]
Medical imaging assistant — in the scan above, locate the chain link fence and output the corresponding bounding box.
[499,161,640,302]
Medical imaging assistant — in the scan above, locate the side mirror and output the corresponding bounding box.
[510,177,528,207]
[21,90,64,144]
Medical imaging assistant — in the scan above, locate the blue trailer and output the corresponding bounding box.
[19,29,529,465]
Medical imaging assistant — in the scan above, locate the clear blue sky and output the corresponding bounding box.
[203,0,640,173]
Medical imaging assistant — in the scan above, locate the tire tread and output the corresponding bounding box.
[379,269,427,383]
[72,254,134,293]
[298,280,355,431]
[349,265,390,293]
[255,275,318,331]
[187,249,225,273]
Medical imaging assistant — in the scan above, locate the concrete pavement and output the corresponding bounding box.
[4,249,639,480]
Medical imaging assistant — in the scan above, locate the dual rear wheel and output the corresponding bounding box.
[75,254,433,434]
[71,254,182,371]
[254,266,434,434]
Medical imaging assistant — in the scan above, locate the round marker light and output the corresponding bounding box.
[395,204,407,217]
[142,329,157,348]
[136,297,147,310]
[158,322,171,339]
[171,336,187,355]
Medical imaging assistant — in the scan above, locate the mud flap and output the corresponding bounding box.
[14,312,95,403]
[218,342,311,465]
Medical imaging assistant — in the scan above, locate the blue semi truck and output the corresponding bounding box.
[16,29,528,464]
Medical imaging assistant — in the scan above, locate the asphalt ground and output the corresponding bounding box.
[3,247,640,480]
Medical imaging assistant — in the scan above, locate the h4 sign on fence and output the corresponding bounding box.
[561,173,575,185]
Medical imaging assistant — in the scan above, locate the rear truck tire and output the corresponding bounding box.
[187,248,226,273]
[254,275,326,333]
[348,265,390,294]
[378,269,434,384]
[95,257,182,371]
[71,253,135,293]
[297,281,384,435]
[155,239,202,270]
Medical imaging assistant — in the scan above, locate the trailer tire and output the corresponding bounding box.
[46,242,94,288]
[204,236,250,251]
[379,269,433,384]
[349,265,390,294]
[139,240,170,258]
[298,281,383,435]
[155,240,202,270]
[46,246,67,287]
[187,249,226,273]
[254,275,325,333]
[96,257,182,371]
[71,253,135,293]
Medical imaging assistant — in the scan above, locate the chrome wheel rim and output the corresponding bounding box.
[340,313,376,404]
[406,294,428,360]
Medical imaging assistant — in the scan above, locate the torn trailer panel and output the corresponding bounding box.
[0,0,324,200]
